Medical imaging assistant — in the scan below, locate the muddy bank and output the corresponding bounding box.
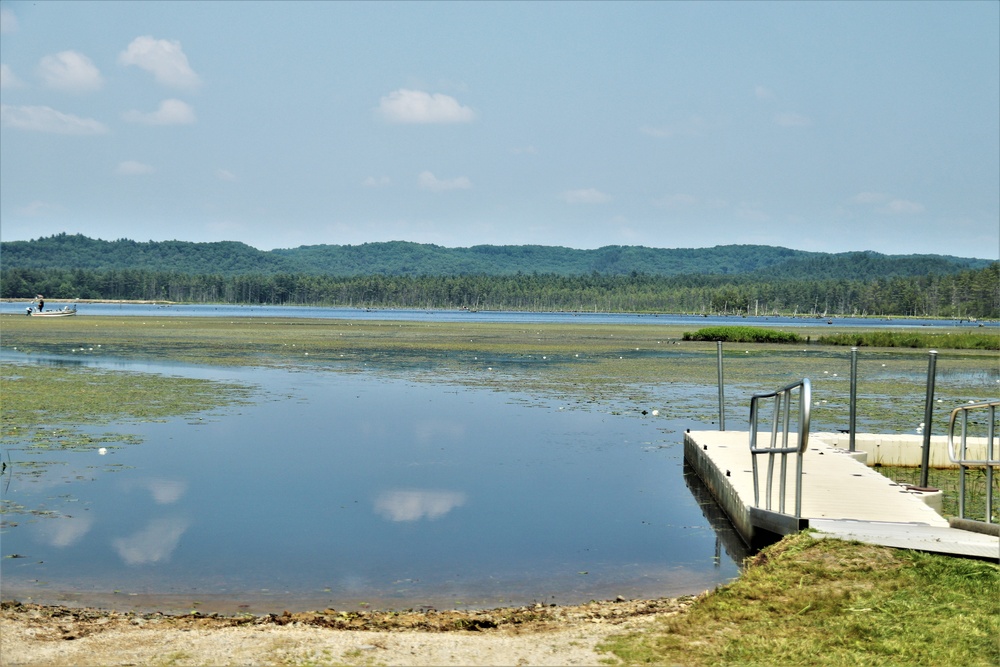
[0,597,695,667]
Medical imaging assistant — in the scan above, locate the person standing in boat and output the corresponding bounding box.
[36,295,44,312]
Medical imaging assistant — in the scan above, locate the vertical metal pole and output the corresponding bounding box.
[919,350,938,488]
[958,409,968,519]
[717,341,726,431]
[849,347,858,452]
[987,404,996,523]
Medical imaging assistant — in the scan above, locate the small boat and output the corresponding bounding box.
[26,305,77,317]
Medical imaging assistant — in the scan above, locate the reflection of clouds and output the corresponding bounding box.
[147,479,187,504]
[374,490,466,522]
[36,515,93,547]
[121,478,187,504]
[112,517,189,565]
[413,420,465,444]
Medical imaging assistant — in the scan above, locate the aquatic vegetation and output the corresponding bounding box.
[682,326,804,344]
[818,330,999,350]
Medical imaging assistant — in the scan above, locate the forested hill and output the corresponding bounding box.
[0,233,991,279]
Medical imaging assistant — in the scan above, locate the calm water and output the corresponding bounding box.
[1,353,746,612]
[2,301,995,328]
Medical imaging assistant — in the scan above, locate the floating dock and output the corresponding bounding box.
[684,430,999,560]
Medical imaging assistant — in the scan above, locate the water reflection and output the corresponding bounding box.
[121,478,188,505]
[683,462,752,566]
[1,352,742,610]
[113,517,190,566]
[35,515,94,548]
[374,489,467,522]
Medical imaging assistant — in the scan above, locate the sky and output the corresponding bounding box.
[1,1,998,259]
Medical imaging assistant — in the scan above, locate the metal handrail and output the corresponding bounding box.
[749,378,812,517]
[947,400,999,524]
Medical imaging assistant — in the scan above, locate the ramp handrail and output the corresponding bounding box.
[948,400,999,524]
[749,378,811,517]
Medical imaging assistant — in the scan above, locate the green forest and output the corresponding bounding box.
[2,234,998,318]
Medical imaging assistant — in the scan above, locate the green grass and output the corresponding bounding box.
[683,326,805,344]
[599,532,1000,666]
[877,465,1000,524]
[818,331,1000,350]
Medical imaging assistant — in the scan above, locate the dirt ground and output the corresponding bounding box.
[0,597,695,666]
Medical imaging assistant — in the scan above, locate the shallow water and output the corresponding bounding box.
[1,355,746,612]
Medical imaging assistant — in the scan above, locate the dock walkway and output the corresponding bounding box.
[684,430,999,560]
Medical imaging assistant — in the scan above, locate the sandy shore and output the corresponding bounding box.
[0,597,694,666]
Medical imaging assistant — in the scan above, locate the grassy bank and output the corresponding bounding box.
[601,532,1000,666]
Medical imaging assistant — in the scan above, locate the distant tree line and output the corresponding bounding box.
[3,264,997,319]
[2,233,991,278]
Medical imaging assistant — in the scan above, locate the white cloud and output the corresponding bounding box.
[851,192,924,214]
[884,199,925,214]
[117,160,155,175]
[216,168,238,182]
[418,171,472,192]
[561,188,611,204]
[736,202,771,222]
[0,7,17,33]
[123,98,195,125]
[377,89,475,124]
[640,116,707,139]
[774,112,812,127]
[16,200,62,217]
[754,85,774,100]
[0,64,23,88]
[0,104,108,134]
[851,191,889,204]
[38,51,103,92]
[374,489,466,522]
[363,175,390,187]
[118,36,201,89]
[653,193,698,209]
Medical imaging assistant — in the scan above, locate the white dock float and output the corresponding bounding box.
[684,430,999,560]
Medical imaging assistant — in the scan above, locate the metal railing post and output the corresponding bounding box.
[749,378,812,518]
[920,350,938,488]
[717,341,726,431]
[849,347,858,452]
[948,401,1000,523]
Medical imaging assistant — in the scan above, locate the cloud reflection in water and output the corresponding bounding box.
[36,515,94,548]
[113,517,190,565]
[374,489,466,522]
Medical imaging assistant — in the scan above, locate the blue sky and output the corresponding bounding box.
[1,1,998,258]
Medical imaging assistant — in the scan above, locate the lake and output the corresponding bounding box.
[0,351,746,613]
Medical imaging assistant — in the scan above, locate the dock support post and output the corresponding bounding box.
[717,341,726,431]
[920,350,938,488]
[849,347,858,452]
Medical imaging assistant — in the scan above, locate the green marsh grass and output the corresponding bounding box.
[683,326,804,344]
[818,330,999,350]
